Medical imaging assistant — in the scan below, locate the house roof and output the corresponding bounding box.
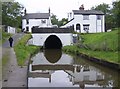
[22,13,50,19]
[73,10,104,15]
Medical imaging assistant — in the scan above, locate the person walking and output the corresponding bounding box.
[8,36,13,47]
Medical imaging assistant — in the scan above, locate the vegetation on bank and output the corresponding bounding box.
[2,31,12,43]
[2,52,9,66]
[80,28,119,51]
[14,34,41,66]
[63,28,119,64]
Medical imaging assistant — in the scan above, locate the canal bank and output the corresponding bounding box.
[78,53,119,70]
[2,33,28,87]
[63,29,119,70]
[2,33,41,88]
[62,46,120,70]
[27,49,119,88]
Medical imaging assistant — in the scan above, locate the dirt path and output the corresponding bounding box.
[2,33,28,88]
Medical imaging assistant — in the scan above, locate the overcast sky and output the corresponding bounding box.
[15,0,115,20]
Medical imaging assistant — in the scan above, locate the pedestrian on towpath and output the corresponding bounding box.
[8,36,13,47]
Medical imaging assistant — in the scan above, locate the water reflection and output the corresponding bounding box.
[28,49,119,88]
[44,49,62,63]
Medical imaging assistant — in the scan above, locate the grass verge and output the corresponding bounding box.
[63,45,119,64]
[14,34,41,66]
[2,53,9,66]
[2,31,12,43]
[80,28,119,51]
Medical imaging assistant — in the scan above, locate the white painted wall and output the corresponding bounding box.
[22,18,52,32]
[32,33,73,46]
[7,26,16,34]
[63,14,105,33]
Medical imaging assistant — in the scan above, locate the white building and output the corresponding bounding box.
[22,10,52,32]
[2,25,16,34]
[63,7,105,33]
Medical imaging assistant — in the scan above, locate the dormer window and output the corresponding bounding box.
[83,15,89,20]
[41,20,46,24]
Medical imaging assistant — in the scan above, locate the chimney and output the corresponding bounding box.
[79,4,84,10]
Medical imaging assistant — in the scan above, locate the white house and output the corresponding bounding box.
[63,7,105,33]
[2,25,16,34]
[22,9,52,32]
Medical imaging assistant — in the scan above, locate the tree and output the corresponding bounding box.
[51,14,59,26]
[91,1,120,29]
[58,18,68,27]
[51,14,68,27]
[91,3,110,14]
[112,1,120,27]
[2,1,24,28]
[91,3,113,30]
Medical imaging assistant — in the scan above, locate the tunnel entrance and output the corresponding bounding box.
[44,35,62,49]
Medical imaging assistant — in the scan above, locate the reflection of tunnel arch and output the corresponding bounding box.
[44,35,62,49]
[44,49,62,63]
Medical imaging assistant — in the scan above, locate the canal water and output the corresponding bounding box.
[28,49,119,89]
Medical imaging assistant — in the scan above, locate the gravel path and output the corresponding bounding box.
[2,33,28,88]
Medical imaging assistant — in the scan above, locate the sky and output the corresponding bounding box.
[15,0,115,20]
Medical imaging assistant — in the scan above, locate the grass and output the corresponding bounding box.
[2,53,9,66]
[63,28,119,64]
[2,31,12,43]
[14,34,41,66]
[63,45,119,64]
[80,28,119,51]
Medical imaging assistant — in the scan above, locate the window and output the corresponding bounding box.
[97,15,102,20]
[26,20,29,24]
[83,15,89,20]
[26,26,29,31]
[83,24,89,33]
[41,20,46,24]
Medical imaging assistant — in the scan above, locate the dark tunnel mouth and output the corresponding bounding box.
[44,35,62,49]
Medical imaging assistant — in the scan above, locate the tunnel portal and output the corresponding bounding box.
[44,35,62,49]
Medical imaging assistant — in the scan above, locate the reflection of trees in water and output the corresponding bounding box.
[44,49,62,63]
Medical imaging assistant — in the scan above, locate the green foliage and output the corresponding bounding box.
[112,1,120,27]
[2,53,9,66]
[51,14,59,26]
[81,29,119,51]
[2,31,12,43]
[16,28,21,33]
[51,14,68,27]
[2,1,24,27]
[91,3,110,14]
[63,28,119,64]
[63,45,119,64]
[14,34,41,66]
[91,1,120,30]
[58,18,68,26]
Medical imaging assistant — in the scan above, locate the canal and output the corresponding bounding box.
[28,49,119,89]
